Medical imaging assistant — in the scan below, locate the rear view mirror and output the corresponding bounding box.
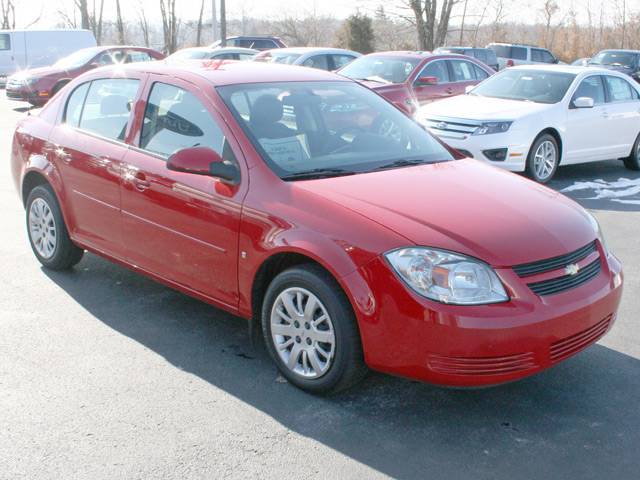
[573,97,595,109]
[417,76,439,86]
[167,146,240,184]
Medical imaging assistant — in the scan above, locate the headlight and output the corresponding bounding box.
[385,247,509,305]
[586,212,609,255]
[472,121,512,135]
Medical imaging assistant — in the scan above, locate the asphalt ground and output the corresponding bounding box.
[1,94,639,479]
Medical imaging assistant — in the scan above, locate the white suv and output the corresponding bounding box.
[488,43,559,70]
[415,65,640,182]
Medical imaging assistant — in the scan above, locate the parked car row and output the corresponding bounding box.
[10,59,624,394]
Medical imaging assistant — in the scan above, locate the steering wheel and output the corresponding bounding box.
[373,116,410,147]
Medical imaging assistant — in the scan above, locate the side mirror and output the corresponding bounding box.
[417,76,438,86]
[465,85,475,94]
[573,96,595,109]
[167,146,240,184]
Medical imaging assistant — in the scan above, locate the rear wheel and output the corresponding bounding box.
[526,133,559,183]
[26,184,84,270]
[623,133,640,171]
[261,264,367,394]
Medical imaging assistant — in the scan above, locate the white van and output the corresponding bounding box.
[0,29,96,86]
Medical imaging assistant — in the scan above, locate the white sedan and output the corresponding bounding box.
[415,65,640,182]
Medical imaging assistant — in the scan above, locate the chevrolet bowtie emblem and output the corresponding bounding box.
[565,264,580,276]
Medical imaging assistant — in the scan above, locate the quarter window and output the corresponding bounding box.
[64,82,91,127]
[78,78,140,140]
[0,33,10,51]
[420,61,449,83]
[139,82,232,161]
[572,76,605,105]
[449,60,476,82]
[605,76,636,102]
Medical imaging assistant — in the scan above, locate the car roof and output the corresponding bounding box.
[262,47,358,55]
[112,60,350,86]
[509,64,618,75]
[597,49,640,54]
[175,46,258,54]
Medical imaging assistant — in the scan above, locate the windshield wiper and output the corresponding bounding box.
[354,76,390,84]
[281,168,356,181]
[370,158,436,172]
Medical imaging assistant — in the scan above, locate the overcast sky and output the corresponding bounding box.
[13,0,634,28]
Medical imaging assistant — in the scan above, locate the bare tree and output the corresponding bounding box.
[541,0,560,48]
[403,0,458,51]
[136,4,150,47]
[220,0,227,46]
[196,0,205,46]
[115,0,126,44]
[74,0,91,30]
[160,0,180,53]
[0,0,15,29]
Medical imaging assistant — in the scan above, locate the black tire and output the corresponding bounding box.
[261,264,367,394]
[526,133,559,183]
[26,184,84,270]
[623,133,640,171]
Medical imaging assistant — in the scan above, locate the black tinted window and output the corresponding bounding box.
[572,76,605,105]
[78,79,139,140]
[0,33,10,51]
[64,82,90,127]
[140,82,228,158]
[512,47,527,60]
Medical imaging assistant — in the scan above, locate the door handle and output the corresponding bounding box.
[445,87,455,94]
[132,172,151,192]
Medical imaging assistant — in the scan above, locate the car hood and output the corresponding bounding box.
[294,159,595,267]
[417,94,551,121]
[10,66,74,80]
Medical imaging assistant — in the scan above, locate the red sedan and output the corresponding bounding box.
[338,51,495,115]
[11,61,623,393]
[5,45,164,106]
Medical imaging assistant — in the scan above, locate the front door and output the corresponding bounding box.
[412,59,452,105]
[120,77,246,308]
[49,76,141,254]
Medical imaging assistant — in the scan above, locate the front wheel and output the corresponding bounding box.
[623,133,640,171]
[261,265,367,394]
[26,184,84,270]
[526,134,559,183]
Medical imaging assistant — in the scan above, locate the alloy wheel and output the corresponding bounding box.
[533,140,557,181]
[270,287,336,379]
[28,198,57,259]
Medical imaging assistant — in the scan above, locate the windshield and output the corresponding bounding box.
[54,47,102,69]
[217,81,453,180]
[254,52,302,64]
[338,56,421,84]
[470,69,576,103]
[590,51,637,68]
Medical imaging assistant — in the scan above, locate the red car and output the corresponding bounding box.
[11,61,623,394]
[5,45,164,106]
[338,51,495,115]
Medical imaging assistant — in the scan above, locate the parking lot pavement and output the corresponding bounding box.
[1,93,639,480]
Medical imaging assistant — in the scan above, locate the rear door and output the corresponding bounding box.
[49,76,143,255]
[602,75,640,157]
[119,76,247,307]
[447,58,488,95]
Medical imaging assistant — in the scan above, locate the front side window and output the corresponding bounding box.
[572,76,605,105]
[470,69,575,104]
[64,82,91,127]
[339,56,421,84]
[604,76,637,102]
[218,81,454,180]
[420,60,449,83]
[140,82,227,159]
[449,60,476,82]
[0,33,10,51]
[78,78,140,140]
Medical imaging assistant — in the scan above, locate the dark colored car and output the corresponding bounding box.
[589,49,640,82]
[5,45,164,106]
[338,51,494,115]
[211,36,287,51]
[11,61,622,394]
[435,46,499,71]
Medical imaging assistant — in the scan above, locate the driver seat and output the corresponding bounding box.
[249,94,296,139]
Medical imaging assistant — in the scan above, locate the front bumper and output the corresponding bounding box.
[5,82,49,103]
[344,248,623,387]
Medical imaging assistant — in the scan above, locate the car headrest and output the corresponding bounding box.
[250,94,284,125]
[100,95,130,115]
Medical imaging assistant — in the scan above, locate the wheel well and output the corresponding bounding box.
[21,171,49,206]
[251,252,328,319]
[536,128,563,163]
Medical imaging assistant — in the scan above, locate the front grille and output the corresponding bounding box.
[427,352,537,376]
[550,314,612,362]
[513,241,597,277]
[527,258,601,296]
[424,116,481,135]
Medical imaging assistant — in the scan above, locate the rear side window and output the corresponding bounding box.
[238,53,255,61]
[126,51,153,63]
[64,82,91,127]
[605,76,637,102]
[139,82,228,159]
[420,60,449,83]
[331,54,356,70]
[572,76,605,105]
[78,79,140,141]
[472,64,489,80]
[252,39,277,49]
[0,33,10,51]
[302,55,329,70]
[532,49,555,63]
[449,60,476,82]
[511,47,527,60]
